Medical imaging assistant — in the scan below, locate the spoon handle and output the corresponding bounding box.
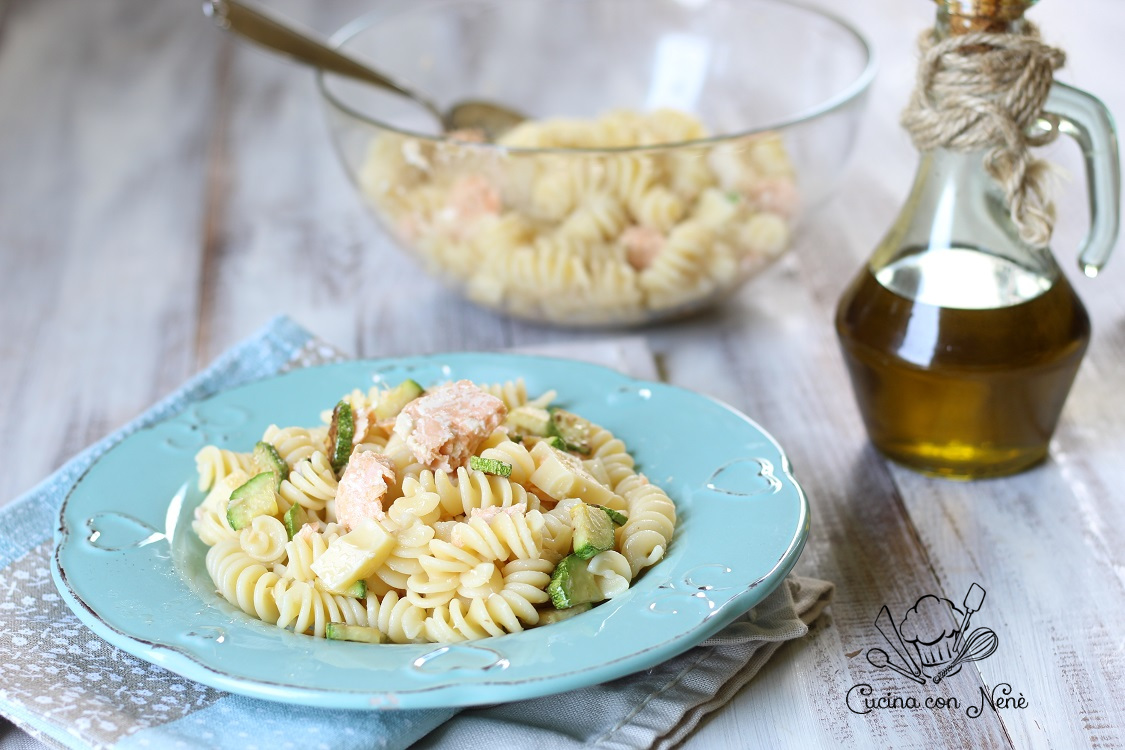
[204,0,438,115]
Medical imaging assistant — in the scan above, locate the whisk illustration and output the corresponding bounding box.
[932,627,998,684]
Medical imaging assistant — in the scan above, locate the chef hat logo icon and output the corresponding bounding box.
[866,583,998,685]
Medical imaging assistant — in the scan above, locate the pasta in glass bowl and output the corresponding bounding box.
[319,0,875,326]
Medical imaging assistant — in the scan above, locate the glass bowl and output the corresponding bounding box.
[319,0,875,327]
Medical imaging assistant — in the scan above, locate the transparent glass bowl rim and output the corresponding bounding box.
[316,0,878,155]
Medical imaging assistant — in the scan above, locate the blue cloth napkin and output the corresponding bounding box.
[0,317,832,750]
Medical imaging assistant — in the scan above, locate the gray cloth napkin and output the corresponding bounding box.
[412,576,832,750]
[0,316,832,749]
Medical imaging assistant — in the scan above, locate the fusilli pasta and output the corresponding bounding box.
[359,110,798,325]
[192,378,677,645]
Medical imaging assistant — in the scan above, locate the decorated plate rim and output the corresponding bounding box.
[52,353,809,709]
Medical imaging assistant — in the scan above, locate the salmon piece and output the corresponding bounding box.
[335,450,396,531]
[393,380,508,472]
[748,178,799,218]
[448,175,501,225]
[294,520,323,541]
[395,215,420,244]
[467,505,524,523]
[351,407,374,447]
[622,225,665,270]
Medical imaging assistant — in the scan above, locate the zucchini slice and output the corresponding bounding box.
[571,503,616,559]
[508,405,551,437]
[469,455,513,477]
[537,602,593,625]
[592,505,628,527]
[548,408,593,454]
[282,503,308,540]
[326,622,386,644]
[548,554,603,609]
[252,441,287,490]
[327,400,355,473]
[226,472,279,531]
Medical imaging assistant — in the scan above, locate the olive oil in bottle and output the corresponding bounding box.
[834,1,1119,479]
[836,245,1090,479]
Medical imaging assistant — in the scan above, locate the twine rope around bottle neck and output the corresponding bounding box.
[901,22,1066,248]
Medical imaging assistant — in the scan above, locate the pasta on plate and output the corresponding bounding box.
[359,108,798,325]
[191,378,677,644]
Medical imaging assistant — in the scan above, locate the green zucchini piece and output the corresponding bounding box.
[344,579,366,599]
[226,472,279,531]
[508,405,551,436]
[252,441,287,490]
[469,455,513,477]
[326,622,386,644]
[523,435,565,451]
[548,408,592,454]
[538,602,593,625]
[328,400,355,473]
[548,554,603,609]
[283,503,308,540]
[571,503,616,559]
[374,379,424,421]
[592,505,628,527]
[543,435,566,450]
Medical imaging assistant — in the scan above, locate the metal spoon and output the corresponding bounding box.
[866,648,926,685]
[202,0,525,140]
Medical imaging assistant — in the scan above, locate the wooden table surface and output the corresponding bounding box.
[2,0,1123,747]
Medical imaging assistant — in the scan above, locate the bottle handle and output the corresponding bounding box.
[1043,82,1122,278]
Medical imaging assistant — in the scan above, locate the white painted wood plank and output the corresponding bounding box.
[0,0,221,502]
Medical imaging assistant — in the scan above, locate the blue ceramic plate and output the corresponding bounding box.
[52,354,808,709]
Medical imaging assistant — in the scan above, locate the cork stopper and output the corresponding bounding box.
[936,0,1034,34]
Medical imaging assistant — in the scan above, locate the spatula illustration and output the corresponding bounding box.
[875,605,920,676]
[952,583,986,655]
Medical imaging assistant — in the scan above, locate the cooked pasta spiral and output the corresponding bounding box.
[388,481,442,526]
[588,550,633,599]
[365,590,427,644]
[475,378,529,410]
[448,508,545,562]
[616,474,677,576]
[262,425,326,468]
[274,578,368,638]
[359,110,798,325]
[205,540,281,625]
[192,470,248,546]
[277,524,344,581]
[418,467,539,518]
[277,450,337,513]
[191,379,677,646]
[194,446,253,492]
[372,517,433,591]
[478,439,537,486]
[238,515,288,565]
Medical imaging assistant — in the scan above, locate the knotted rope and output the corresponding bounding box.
[901,23,1065,247]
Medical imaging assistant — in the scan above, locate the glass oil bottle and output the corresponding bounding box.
[835,0,1120,479]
